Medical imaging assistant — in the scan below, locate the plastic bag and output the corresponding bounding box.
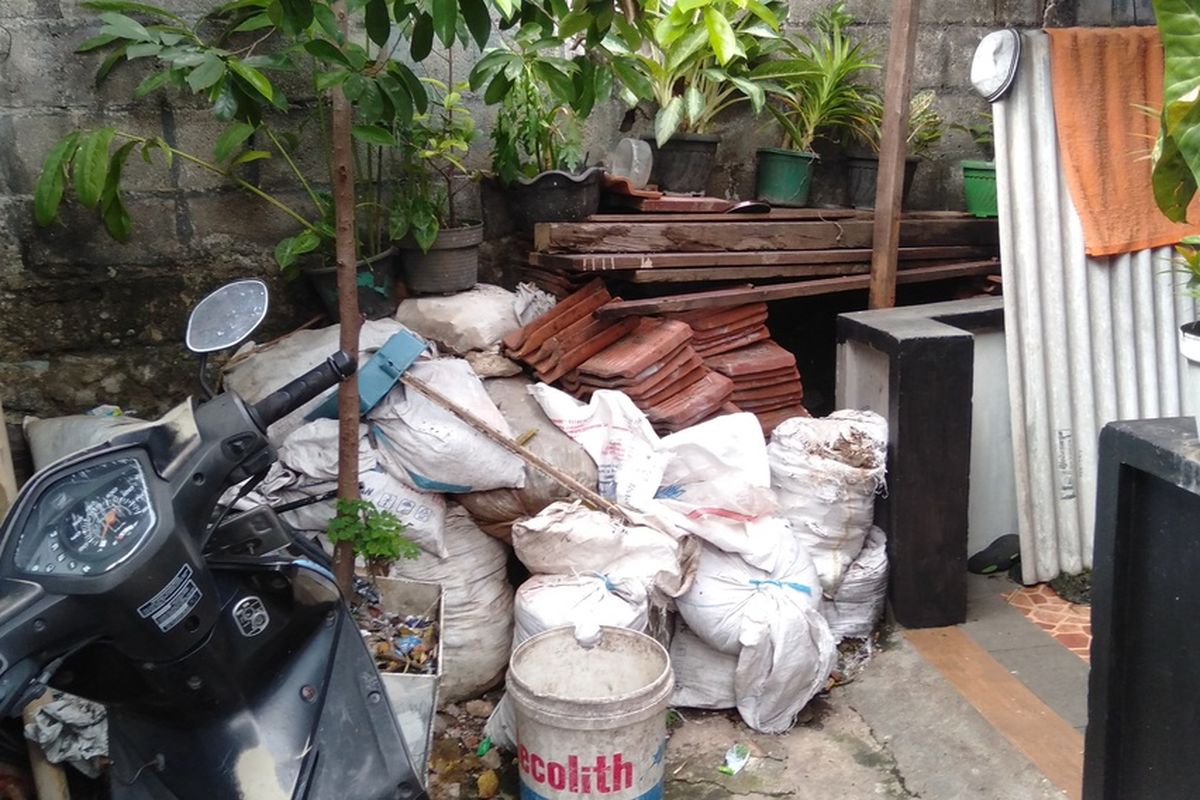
[224,318,409,445]
[484,573,649,749]
[676,533,836,733]
[387,505,514,703]
[822,526,889,641]
[394,284,520,354]
[459,377,598,541]
[768,410,888,595]
[23,414,148,471]
[368,358,526,493]
[514,282,556,326]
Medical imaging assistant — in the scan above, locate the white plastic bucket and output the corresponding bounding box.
[508,625,674,800]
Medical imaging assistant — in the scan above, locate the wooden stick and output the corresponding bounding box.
[21,694,70,800]
[0,400,17,518]
[399,374,632,523]
[868,0,922,309]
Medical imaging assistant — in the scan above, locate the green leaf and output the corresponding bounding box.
[313,3,339,38]
[75,34,119,53]
[704,7,740,65]
[675,0,711,11]
[664,24,708,73]
[611,57,653,101]
[33,131,80,227]
[431,0,458,47]
[277,0,314,33]
[460,0,491,48]
[274,228,322,269]
[745,0,780,30]
[728,74,764,112]
[228,59,273,101]
[214,122,256,162]
[98,12,156,42]
[232,12,275,32]
[73,127,116,209]
[94,42,129,84]
[100,139,138,214]
[351,124,395,146]
[304,38,353,68]
[83,0,185,22]
[492,0,515,20]
[655,95,683,147]
[211,83,238,120]
[558,10,591,38]
[124,41,161,58]
[231,149,272,165]
[594,59,614,103]
[1153,0,1200,221]
[365,0,391,47]
[377,75,413,126]
[186,55,225,91]
[533,61,577,103]
[315,69,350,92]
[140,136,173,168]
[469,49,517,91]
[484,71,511,104]
[133,69,172,97]
[411,12,434,60]
[392,61,428,113]
[684,84,703,125]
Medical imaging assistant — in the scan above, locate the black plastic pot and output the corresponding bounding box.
[398,221,483,295]
[507,166,603,231]
[304,248,396,322]
[845,155,920,209]
[642,133,720,194]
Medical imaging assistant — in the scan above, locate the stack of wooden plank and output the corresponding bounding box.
[519,210,1000,302]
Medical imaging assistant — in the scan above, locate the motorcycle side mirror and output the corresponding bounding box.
[186,279,269,355]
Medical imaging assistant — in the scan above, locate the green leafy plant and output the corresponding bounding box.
[951,111,995,161]
[861,89,944,158]
[327,498,420,576]
[389,70,478,251]
[609,0,791,146]
[32,0,491,274]
[765,1,879,153]
[470,24,588,183]
[1151,0,1200,223]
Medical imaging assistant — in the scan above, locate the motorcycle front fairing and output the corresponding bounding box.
[0,388,426,800]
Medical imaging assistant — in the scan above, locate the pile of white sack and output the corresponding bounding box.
[21,281,891,734]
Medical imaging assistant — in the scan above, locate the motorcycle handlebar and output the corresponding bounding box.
[251,351,356,429]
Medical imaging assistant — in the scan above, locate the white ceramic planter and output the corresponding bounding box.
[1179,321,1200,417]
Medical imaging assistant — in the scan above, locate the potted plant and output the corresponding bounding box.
[846,89,944,209]
[470,24,603,229]
[952,112,997,218]
[391,69,482,295]
[32,0,441,319]
[609,0,790,193]
[756,1,880,207]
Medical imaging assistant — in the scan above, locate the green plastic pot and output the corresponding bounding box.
[755,148,817,207]
[962,160,998,218]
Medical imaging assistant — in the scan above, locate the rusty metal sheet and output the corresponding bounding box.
[578,318,694,379]
[704,340,797,376]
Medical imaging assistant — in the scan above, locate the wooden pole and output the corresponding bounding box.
[330,0,361,597]
[868,0,921,310]
[0,400,17,518]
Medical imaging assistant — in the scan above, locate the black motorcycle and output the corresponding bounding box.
[0,280,427,799]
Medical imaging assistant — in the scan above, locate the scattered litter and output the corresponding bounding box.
[465,699,495,719]
[718,743,751,776]
[23,692,108,778]
[476,737,493,757]
[476,768,500,799]
[357,605,439,675]
[85,404,123,417]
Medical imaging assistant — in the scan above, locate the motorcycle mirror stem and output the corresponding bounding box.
[185,279,270,400]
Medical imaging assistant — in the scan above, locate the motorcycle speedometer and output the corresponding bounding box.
[13,458,157,576]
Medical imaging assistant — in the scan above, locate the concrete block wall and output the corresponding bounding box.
[0,0,1156,466]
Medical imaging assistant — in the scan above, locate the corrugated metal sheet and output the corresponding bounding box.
[994,31,1197,583]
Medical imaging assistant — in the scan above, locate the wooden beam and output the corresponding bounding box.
[0,400,16,517]
[534,218,999,254]
[617,258,981,284]
[588,208,868,223]
[869,0,922,309]
[594,260,999,316]
[529,245,994,272]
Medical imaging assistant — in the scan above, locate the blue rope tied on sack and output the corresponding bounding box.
[593,573,616,592]
[749,579,812,596]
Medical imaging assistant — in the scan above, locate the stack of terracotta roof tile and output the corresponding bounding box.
[667,303,771,357]
[702,339,809,436]
[566,318,734,433]
[501,279,639,383]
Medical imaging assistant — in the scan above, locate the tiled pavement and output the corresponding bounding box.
[1003,584,1092,662]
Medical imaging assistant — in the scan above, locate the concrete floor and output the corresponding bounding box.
[430,573,1088,799]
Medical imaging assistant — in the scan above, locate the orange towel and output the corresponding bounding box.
[1047,27,1200,257]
